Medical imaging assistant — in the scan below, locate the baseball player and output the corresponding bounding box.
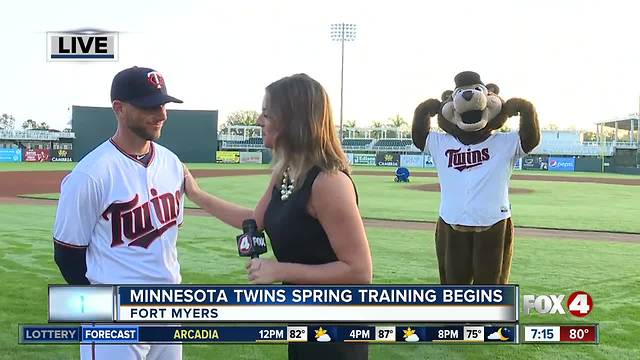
[53,66,185,360]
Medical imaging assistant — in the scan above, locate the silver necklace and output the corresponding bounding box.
[280,167,295,201]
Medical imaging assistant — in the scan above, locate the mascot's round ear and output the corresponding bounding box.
[486,83,500,95]
[441,90,453,101]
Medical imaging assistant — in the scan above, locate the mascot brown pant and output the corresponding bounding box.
[435,217,514,284]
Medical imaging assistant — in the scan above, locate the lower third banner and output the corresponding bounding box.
[48,285,518,323]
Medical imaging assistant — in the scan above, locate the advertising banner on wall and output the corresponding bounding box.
[239,151,262,164]
[513,157,522,170]
[400,154,424,168]
[375,152,400,167]
[522,155,549,171]
[51,149,73,162]
[352,153,376,165]
[23,149,50,162]
[346,153,354,165]
[216,151,240,164]
[424,154,434,168]
[548,157,575,172]
[0,149,22,162]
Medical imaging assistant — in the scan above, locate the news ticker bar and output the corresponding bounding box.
[48,285,518,323]
[21,324,599,344]
[21,324,519,344]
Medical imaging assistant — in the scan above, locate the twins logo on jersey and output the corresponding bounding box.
[445,147,490,172]
[102,188,181,249]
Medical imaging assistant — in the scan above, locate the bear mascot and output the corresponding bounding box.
[412,71,540,284]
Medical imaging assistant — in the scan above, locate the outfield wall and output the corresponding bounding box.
[71,106,218,163]
[217,144,640,172]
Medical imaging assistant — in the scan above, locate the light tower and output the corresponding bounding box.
[330,23,357,142]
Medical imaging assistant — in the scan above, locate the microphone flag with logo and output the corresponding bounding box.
[236,219,267,258]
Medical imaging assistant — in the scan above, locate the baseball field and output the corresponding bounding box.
[0,163,638,359]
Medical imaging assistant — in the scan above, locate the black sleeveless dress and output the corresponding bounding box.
[263,166,368,360]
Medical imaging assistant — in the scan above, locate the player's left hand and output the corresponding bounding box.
[246,258,280,284]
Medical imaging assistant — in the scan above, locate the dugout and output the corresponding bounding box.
[72,106,218,162]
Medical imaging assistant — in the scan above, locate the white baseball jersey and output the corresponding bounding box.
[427,131,526,226]
[53,139,185,284]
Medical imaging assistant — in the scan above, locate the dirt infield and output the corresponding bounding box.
[1,169,639,197]
[361,218,640,244]
[0,169,268,197]
[1,168,639,243]
[354,170,640,186]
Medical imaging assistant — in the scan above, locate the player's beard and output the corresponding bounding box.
[128,122,161,141]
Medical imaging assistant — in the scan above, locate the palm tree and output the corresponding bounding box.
[387,114,408,138]
[344,120,356,138]
[387,113,407,128]
[371,120,383,139]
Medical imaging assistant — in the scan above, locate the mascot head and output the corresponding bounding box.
[442,71,503,132]
[413,71,512,149]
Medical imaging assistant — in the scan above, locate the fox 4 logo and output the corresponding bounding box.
[523,291,593,317]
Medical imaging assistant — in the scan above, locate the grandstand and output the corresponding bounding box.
[0,129,75,150]
[0,129,76,162]
[217,123,637,162]
[220,137,264,149]
[341,138,374,150]
[372,139,415,151]
[218,125,264,150]
[595,114,639,150]
[532,130,607,156]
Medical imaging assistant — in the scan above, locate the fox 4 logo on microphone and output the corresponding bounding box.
[523,291,593,317]
[237,233,267,257]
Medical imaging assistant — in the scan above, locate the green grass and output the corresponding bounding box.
[512,169,640,179]
[363,167,640,179]
[19,174,640,233]
[178,175,640,233]
[0,162,78,172]
[353,176,640,233]
[3,161,640,179]
[0,204,638,359]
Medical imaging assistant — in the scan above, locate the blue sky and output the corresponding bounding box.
[1,0,639,131]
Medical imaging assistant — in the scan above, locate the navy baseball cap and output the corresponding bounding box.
[110,66,183,108]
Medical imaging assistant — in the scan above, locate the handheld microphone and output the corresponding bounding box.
[237,219,267,258]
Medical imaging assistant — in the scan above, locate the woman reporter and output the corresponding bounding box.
[183,73,371,359]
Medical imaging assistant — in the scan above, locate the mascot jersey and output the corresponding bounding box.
[427,131,525,227]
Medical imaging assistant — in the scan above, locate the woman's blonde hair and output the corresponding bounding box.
[266,73,349,182]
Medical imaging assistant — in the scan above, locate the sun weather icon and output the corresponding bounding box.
[403,327,419,342]
[314,327,331,342]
